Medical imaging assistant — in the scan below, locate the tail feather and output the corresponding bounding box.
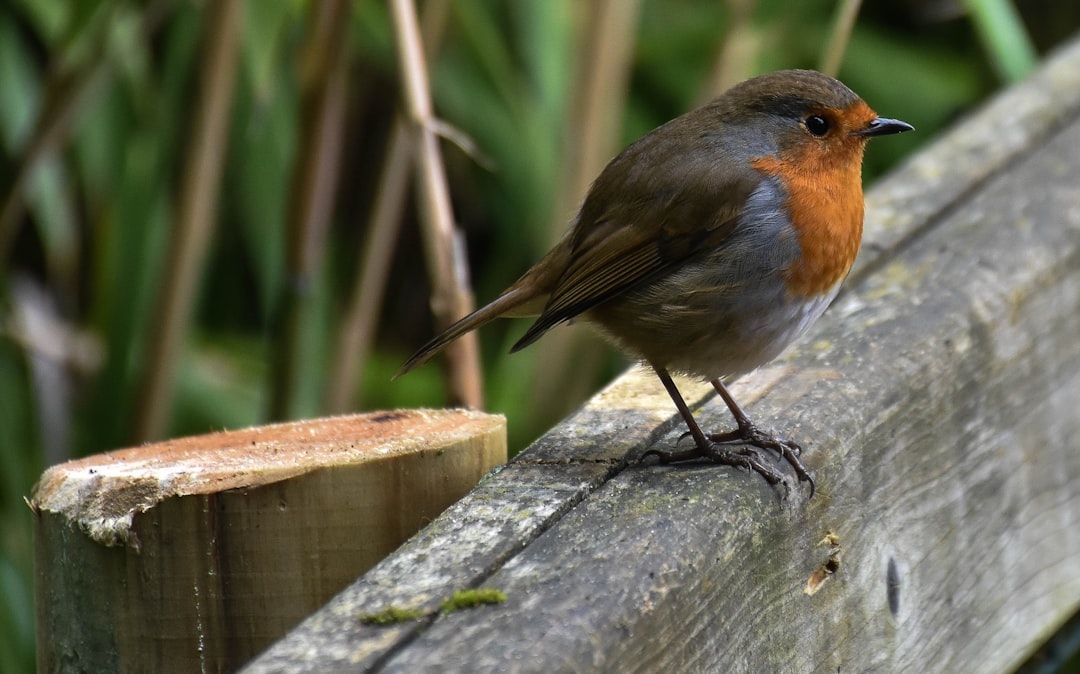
[395,286,535,378]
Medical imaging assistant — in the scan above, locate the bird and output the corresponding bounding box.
[397,69,913,496]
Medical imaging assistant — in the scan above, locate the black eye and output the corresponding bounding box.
[805,115,830,137]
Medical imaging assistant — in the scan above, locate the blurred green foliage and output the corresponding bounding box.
[1,0,1077,670]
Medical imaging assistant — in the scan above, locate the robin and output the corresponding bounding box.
[398,69,913,495]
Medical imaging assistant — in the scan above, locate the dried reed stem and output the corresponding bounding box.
[819,0,863,77]
[390,0,483,408]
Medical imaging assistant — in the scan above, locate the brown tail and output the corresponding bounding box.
[395,285,537,378]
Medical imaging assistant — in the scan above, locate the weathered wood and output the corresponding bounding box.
[31,410,505,673]
[246,38,1080,673]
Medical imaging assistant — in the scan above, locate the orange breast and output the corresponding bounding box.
[751,149,865,298]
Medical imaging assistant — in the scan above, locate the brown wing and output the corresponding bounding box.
[511,126,760,352]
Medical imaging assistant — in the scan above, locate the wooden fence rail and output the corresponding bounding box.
[33,36,1080,674]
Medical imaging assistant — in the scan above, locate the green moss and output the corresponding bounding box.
[358,606,426,625]
[359,588,508,624]
[439,588,508,613]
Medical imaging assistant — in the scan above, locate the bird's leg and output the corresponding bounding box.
[707,378,814,495]
[642,366,791,492]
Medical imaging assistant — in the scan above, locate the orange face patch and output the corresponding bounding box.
[751,101,875,297]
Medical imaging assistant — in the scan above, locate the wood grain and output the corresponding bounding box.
[32,409,505,673]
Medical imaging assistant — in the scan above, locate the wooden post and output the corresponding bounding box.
[31,410,505,673]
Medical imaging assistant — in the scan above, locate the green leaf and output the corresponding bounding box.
[0,11,42,151]
[964,0,1038,82]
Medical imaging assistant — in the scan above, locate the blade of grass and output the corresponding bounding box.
[549,0,640,244]
[268,0,351,420]
[963,0,1037,83]
[0,0,172,275]
[324,0,451,414]
[525,0,641,432]
[322,119,409,414]
[324,118,487,415]
[697,0,759,104]
[133,0,242,441]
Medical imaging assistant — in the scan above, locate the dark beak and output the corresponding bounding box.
[855,117,914,137]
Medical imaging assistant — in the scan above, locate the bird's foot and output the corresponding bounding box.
[643,442,792,495]
[708,424,814,496]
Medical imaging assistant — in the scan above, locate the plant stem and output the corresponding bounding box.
[390,0,483,409]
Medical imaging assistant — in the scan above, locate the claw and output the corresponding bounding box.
[643,440,804,498]
[648,425,814,497]
[707,422,814,497]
